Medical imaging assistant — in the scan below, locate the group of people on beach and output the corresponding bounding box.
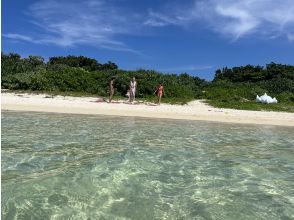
[109,77,164,105]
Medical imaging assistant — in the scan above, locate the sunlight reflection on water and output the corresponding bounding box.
[2,111,294,219]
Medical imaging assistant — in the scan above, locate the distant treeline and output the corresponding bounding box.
[1,52,294,105]
[207,63,294,104]
[1,53,206,99]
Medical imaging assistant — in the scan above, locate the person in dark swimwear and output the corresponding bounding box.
[109,77,115,103]
[155,83,164,105]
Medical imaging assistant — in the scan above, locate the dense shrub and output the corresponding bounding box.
[1,52,293,104]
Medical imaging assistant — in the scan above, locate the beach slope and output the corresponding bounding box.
[2,92,294,126]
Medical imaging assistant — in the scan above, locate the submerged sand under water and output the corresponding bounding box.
[1,111,294,219]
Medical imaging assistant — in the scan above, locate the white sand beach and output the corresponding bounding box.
[2,92,294,126]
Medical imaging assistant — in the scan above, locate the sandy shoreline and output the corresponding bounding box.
[2,92,294,126]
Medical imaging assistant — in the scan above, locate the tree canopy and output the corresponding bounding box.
[1,52,293,106]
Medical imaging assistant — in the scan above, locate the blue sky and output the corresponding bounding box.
[2,0,294,80]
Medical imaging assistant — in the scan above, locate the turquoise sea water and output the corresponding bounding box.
[1,111,294,220]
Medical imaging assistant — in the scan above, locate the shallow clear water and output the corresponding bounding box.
[1,111,294,220]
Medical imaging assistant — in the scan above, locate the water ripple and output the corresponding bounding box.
[2,111,294,219]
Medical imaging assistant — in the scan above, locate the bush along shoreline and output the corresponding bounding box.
[2,52,294,111]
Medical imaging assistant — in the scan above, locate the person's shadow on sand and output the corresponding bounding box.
[90,98,159,106]
[146,103,158,106]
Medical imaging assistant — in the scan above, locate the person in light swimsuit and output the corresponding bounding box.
[129,77,137,103]
[155,83,164,105]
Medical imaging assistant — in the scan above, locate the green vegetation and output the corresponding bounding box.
[203,65,294,112]
[206,100,294,112]
[1,52,294,111]
[1,53,205,104]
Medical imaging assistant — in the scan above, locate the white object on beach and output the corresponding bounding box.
[256,93,278,104]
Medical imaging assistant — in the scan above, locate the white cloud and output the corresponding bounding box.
[3,33,34,42]
[4,0,142,53]
[213,3,260,39]
[144,10,183,27]
[4,0,294,49]
[194,0,294,40]
[145,0,294,41]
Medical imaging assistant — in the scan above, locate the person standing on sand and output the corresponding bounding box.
[155,83,164,105]
[129,77,137,103]
[109,77,115,103]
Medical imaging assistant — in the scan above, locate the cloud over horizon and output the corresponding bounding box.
[4,0,142,52]
[4,0,294,53]
[144,0,294,41]
[195,0,294,41]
